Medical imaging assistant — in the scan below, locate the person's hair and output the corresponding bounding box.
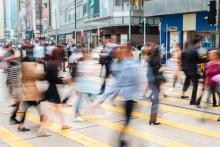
[191,35,202,45]
[51,46,64,61]
[3,44,11,49]
[212,49,220,58]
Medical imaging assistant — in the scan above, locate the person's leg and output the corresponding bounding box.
[100,64,111,94]
[181,71,190,98]
[212,87,217,107]
[53,103,70,130]
[172,75,178,89]
[149,82,160,124]
[190,74,198,105]
[197,81,205,106]
[17,101,36,131]
[10,101,20,124]
[118,100,135,146]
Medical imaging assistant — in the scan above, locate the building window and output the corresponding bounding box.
[115,0,122,6]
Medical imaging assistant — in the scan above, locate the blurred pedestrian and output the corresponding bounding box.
[181,37,207,105]
[197,50,220,107]
[73,48,97,121]
[38,46,71,135]
[146,46,165,125]
[98,43,117,95]
[18,56,44,132]
[1,45,21,124]
[92,45,140,146]
[170,43,183,91]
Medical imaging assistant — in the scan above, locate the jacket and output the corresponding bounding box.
[21,62,44,102]
[182,48,207,74]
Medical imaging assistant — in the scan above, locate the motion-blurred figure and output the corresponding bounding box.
[197,50,220,107]
[181,37,207,105]
[38,46,71,135]
[74,49,97,121]
[18,57,44,132]
[1,45,21,125]
[146,46,165,125]
[170,43,183,91]
[93,45,140,147]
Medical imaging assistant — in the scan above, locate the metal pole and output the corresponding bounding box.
[216,0,219,49]
[144,17,146,46]
[74,0,77,44]
[166,24,168,62]
[55,9,58,45]
[128,0,131,42]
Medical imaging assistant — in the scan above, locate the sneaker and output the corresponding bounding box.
[73,116,84,122]
[17,127,30,132]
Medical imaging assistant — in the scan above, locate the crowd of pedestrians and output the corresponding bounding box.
[0,35,220,146]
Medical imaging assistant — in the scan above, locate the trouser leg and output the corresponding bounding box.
[190,75,198,104]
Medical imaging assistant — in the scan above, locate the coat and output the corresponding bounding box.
[21,62,44,102]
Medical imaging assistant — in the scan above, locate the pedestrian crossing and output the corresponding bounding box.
[1,96,220,146]
[1,65,220,146]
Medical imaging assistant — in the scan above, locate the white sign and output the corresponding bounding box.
[120,34,128,45]
[168,26,178,32]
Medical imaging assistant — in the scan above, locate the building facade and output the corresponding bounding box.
[49,0,149,46]
[3,0,18,39]
[144,0,216,50]
[0,0,4,40]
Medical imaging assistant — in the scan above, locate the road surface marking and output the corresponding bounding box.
[25,113,111,147]
[61,107,189,147]
[0,126,34,147]
[101,104,220,140]
[136,99,219,121]
[160,91,220,111]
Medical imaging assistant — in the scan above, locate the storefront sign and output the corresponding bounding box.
[168,26,178,32]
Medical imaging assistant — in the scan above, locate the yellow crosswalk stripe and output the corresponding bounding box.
[0,126,34,147]
[101,104,220,140]
[137,100,219,121]
[160,91,220,111]
[61,107,189,147]
[25,113,111,147]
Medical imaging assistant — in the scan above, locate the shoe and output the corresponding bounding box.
[17,127,30,132]
[9,119,20,125]
[181,96,189,99]
[119,140,128,147]
[9,104,16,107]
[62,125,71,130]
[213,104,218,107]
[149,122,161,125]
[73,116,84,122]
[217,117,220,121]
[190,101,196,105]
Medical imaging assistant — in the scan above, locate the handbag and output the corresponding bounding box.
[155,72,166,85]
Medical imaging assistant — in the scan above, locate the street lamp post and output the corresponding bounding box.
[55,8,58,45]
[128,0,131,42]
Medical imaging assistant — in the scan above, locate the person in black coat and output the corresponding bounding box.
[38,46,71,136]
[181,37,207,105]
